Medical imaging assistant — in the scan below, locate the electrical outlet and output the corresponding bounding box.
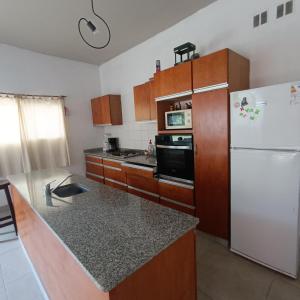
[253,14,260,27]
[261,11,268,24]
[277,4,285,18]
[286,0,293,15]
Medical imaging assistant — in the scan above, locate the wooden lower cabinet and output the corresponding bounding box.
[104,166,126,183]
[158,179,195,216]
[86,173,104,184]
[105,178,128,192]
[160,198,195,216]
[193,89,229,239]
[86,162,104,176]
[124,164,159,203]
[128,187,159,203]
[86,155,104,183]
[85,157,196,216]
[126,174,158,194]
[102,158,127,191]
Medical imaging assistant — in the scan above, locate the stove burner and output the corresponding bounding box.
[108,151,140,158]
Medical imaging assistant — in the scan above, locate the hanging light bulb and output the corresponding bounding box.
[78,0,111,49]
[86,20,97,33]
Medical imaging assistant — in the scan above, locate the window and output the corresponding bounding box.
[0,95,70,177]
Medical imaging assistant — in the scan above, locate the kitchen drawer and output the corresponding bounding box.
[160,197,195,216]
[104,166,126,183]
[86,162,104,176]
[158,179,194,206]
[122,163,155,179]
[126,174,158,194]
[103,158,123,169]
[105,178,127,192]
[85,155,103,164]
[86,173,104,184]
[128,186,159,204]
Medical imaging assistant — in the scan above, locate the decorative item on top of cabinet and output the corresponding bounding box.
[193,48,250,94]
[154,61,192,101]
[91,95,122,126]
[133,79,156,121]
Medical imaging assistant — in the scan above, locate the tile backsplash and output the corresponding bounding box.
[104,120,157,150]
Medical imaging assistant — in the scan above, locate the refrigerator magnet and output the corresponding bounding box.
[290,84,300,105]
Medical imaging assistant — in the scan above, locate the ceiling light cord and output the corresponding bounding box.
[78,0,111,49]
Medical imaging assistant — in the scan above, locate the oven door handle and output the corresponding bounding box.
[156,145,192,150]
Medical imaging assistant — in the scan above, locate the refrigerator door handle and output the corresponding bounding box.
[231,147,300,153]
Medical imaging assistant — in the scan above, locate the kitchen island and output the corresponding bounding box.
[8,169,198,300]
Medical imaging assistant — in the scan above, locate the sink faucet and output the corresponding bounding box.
[45,175,72,196]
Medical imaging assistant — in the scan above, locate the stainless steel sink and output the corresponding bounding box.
[52,183,88,198]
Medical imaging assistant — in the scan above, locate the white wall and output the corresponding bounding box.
[99,0,300,149]
[0,44,103,175]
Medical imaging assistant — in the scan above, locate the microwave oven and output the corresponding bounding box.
[165,109,192,130]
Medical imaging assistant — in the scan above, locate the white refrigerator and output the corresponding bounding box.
[230,81,300,278]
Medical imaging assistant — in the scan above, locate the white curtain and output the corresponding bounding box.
[0,95,70,177]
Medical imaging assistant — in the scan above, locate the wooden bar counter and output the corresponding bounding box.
[9,169,198,300]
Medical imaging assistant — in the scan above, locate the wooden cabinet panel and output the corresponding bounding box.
[193,49,228,90]
[149,79,157,120]
[193,89,229,240]
[193,48,250,92]
[122,164,154,179]
[128,188,159,204]
[154,62,192,98]
[158,180,194,206]
[160,198,195,216]
[104,167,126,183]
[91,98,102,125]
[109,95,123,125]
[110,230,196,300]
[86,173,104,184]
[101,96,112,125]
[126,174,158,194]
[86,155,103,164]
[91,95,122,126]
[103,159,122,169]
[86,162,104,176]
[134,82,151,121]
[105,179,127,192]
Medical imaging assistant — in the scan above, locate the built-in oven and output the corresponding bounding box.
[155,134,194,183]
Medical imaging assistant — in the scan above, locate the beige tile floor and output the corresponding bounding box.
[1,222,300,299]
[196,231,300,300]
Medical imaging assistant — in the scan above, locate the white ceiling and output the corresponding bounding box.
[0,0,216,65]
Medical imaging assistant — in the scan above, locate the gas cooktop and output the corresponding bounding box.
[107,150,140,159]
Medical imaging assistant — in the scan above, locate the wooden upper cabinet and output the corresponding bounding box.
[149,79,157,120]
[133,80,157,121]
[134,82,151,121]
[193,48,250,92]
[154,61,192,99]
[91,95,122,126]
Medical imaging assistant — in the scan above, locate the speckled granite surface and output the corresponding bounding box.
[8,169,198,292]
[84,148,157,167]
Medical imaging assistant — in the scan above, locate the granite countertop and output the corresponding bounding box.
[84,148,157,167]
[8,169,198,292]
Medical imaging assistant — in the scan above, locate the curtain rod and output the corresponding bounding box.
[0,92,66,98]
